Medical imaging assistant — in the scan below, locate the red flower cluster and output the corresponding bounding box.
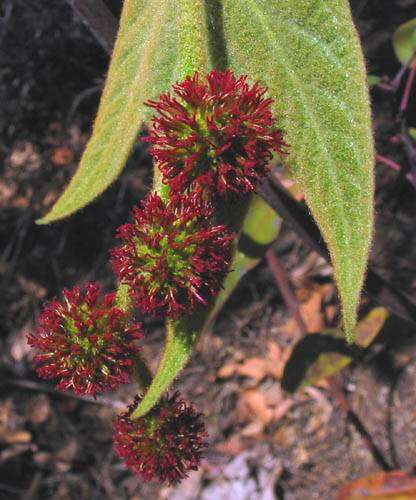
[29,70,286,485]
[111,191,233,318]
[113,392,207,484]
[27,283,142,398]
[145,69,287,195]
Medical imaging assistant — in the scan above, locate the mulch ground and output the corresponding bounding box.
[1,1,416,498]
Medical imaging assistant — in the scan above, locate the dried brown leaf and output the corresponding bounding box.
[337,470,416,500]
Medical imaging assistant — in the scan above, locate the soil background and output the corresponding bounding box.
[1,1,416,499]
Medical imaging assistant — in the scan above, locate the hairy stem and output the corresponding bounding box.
[178,0,208,77]
[115,283,153,390]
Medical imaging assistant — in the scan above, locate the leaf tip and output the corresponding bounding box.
[36,216,51,226]
[343,312,358,345]
[36,206,67,225]
[345,329,356,345]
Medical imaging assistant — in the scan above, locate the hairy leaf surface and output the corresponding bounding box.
[38,0,208,223]
[219,0,375,340]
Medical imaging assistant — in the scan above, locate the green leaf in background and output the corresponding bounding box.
[392,18,416,64]
[367,75,381,88]
[282,307,389,393]
[132,194,281,416]
[38,0,208,224]
[219,0,375,342]
[205,194,282,329]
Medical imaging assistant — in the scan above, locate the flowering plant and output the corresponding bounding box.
[28,282,142,398]
[113,392,207,484]
[111,190,234,318]
[30,0,374,485]
[144,71,287,195]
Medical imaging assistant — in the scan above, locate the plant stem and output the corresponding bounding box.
[115,283,133,312]
[390,63,409,92]
[400,63,416,114]
[115,283,153,391]
[266,247,307,337]
[65,0,118,55]
[375,153,401,171]
[328,377,392,471]
[178,0,208,78]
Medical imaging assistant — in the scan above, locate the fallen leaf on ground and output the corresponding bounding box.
[0,180,17,208]
[218,363,238,379]
[242,387,293,428]
[280,284,331,337]
[243,389,274,425]
[271,399,295,422]
[337,470,416,500]
[3,430,32,444]
[9,141,41,170]
[240,421,264,438]
[215,435,247,455]
[26,395,50,425]
[218,341,286,382]
[51,146,74,166]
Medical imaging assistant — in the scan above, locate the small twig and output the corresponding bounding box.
[22,472,43,500]
[66,84,102,126]
[64,0,118,55]
[405,171,416,189]
[398,123,416,175]
[4,378,126,409]
[399,63,416,114]
[328,377,392,472]
[387,63,409,92]
[377,57,414,93]
[376,153,402,171]
[266,248,308,337]
[259,176,328,260]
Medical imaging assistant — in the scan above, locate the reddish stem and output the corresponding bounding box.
[400,63,416,114]
[390,63,409,91]
[406,171,416,189]
[266,248,308,336]
[328,378,392,471]
[375,153,402,171]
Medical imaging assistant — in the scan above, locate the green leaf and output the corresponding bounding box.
[218,0,375,341]
[392,18,416,64]
[205,194,282,329]
[133,194,281,416]
[131,310,206,419]
[368,75,381,88]
[38,0,208,224]
[282,307,389,393]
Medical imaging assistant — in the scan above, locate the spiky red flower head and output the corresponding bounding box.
[27,282,142,398]
[144,69,287,196]
[113,392,207,484]
[111,191,233,318]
